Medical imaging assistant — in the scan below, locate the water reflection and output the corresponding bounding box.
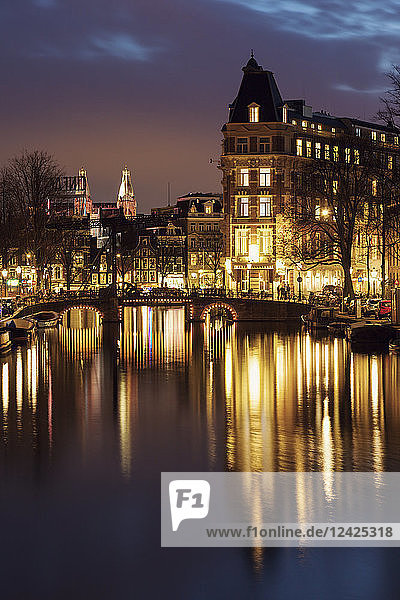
[1,308,400,478]
[1,310,400,493]
[1,307,400,592]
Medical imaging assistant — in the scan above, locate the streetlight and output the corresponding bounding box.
[1,268,8,297]
[16,266,22,297]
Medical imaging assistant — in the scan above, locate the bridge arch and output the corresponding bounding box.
[59,303,104,320]
[199,302,239,322]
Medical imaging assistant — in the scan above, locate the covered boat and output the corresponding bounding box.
[6,318,35,343]
[0,329,12,355]
[29,311,59,328]
[301,306,338,329]
[346,321,397,346]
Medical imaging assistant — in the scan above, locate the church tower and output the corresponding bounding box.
[117,167,136,217]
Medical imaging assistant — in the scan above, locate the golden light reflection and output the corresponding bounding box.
[322,396,334,501]
[2,362,9,416]
[120,307,189,368]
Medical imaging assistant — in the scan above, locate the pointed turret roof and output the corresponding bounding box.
[228,54,283,123]
[118,167,134,200]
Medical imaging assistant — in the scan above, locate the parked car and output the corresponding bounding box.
[322,285,343,298]
[376,300,391,319]
[363,298,380,317]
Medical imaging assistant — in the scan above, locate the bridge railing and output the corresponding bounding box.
[16,287,311,308]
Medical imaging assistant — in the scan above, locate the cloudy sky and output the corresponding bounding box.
[0,0,398,210]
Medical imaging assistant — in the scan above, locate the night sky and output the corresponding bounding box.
[1,0,398,210]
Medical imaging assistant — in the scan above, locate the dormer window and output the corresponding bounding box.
[204,202,213,214]
[249,103,260,123]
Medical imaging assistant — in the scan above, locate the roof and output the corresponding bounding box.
[175,196,223,216]
[228,55,283,124]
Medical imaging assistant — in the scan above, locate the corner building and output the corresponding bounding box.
[220,54,400,295]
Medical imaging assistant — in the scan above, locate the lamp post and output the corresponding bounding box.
[16,266,22,297]
[2,268,8,297]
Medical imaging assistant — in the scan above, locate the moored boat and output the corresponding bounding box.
[29,311,59,328]
[327,321,348,336]
[301,306,339,329]
[346,321,397,346]
[0,329,12,355]
[6,318,35,343]
[389,338,400,352]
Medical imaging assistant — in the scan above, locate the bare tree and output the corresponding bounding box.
[195,230,224,287]
[155,225,185,287]
[287,136,378,298]
[378,65,400,126]
[0,169,22,289]
[117,226,137,296]
[5,150,64,291]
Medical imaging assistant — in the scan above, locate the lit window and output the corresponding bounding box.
[259,137,270,153]
[318,124,322,131]
[311,123,315,129]
[302,121,307,128]
[259,197,272,217]
[395,136,399,145]
[371,131,377,141]
[333,180,338,194]
[249,105,260,123]
[296,139,303,156]
[235,229,249,255]
[333,146,339,161]
[237,138,248,153]
[325,144,330,160]
[238,197,249,217]
[381,133,386,142]
[355,127,361,137]
[282,106,288,123]
[205,203,212,214]
[315,142,321,159]
[388,155,393,170]
[238,168,249,186]
[332,127,336,134]
[372,180,377,196]
[292,120,297,125]
[354,149,360,164]
[345,148,351,163]
[306,140,312,157]
[259,168,271,187]
[259,228,272,254]
[315,205,321,219]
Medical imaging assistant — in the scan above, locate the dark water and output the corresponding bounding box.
[1,307,400,600]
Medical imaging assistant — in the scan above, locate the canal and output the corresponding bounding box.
[1,307,400,599]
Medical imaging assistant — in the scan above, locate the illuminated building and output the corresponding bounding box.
[220,54,400,295]
[152,193,224,288]
[117,167,136,217]
[53,168,92,217]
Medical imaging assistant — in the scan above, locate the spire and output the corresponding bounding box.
[242,51,262,73]
[117,167,136,217]
[76,167,92,216]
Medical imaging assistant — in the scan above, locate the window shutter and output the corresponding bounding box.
[250,137,257,153]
